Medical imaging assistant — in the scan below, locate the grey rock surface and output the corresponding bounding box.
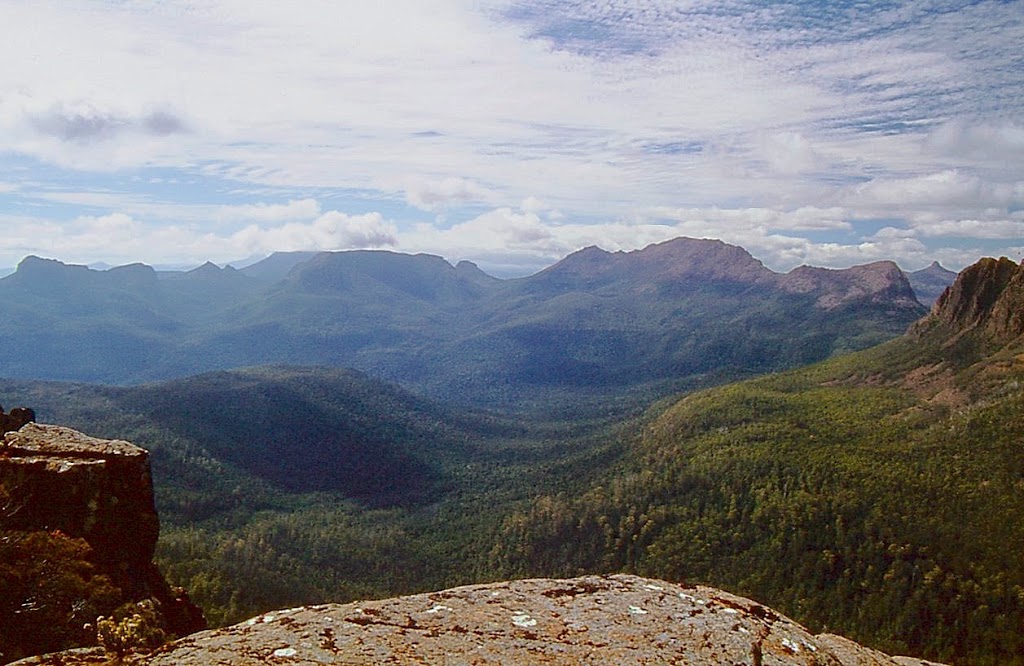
[135,574,944,666]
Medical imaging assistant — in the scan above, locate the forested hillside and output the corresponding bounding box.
[488,258,1024,665]
[0,366,623,627]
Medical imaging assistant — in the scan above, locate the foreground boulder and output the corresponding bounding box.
[130,574,942,665]
[0,423,204,662]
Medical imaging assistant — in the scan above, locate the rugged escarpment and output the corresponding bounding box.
[926,256,1024,344]
[124,575,944,666]
[0,239,927,405]
[1,423,160,581]
[0,421,204,662]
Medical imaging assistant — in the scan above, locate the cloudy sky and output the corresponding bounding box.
[1,1,1022,276]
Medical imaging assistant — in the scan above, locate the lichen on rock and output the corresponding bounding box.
[128,574,944,666]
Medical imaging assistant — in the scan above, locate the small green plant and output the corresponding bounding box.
[96,600,167,657]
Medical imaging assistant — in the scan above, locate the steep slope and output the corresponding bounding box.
[0,257,263,383]
[1,366,488,510]
[0,257,1011,662]
[0,421,204,662]
[489,257,1024,665]
[916,255,1024,346]
[237,250,319,283]
[0,366,604,628]
[0,258,176,382]
[191,239,925,407]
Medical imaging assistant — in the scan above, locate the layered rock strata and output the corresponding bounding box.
[0,423,204,650]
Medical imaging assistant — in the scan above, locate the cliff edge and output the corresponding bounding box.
[928,256,1024,344]
[0,420,204,663]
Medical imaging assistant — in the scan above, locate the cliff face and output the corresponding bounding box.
[931,257,1024,341]
[906,261,957,306]
[1,424,160,584]
[124,575,944,666]
[778,261,922,312]
[913,256,1024,347]
[0,422,204,662]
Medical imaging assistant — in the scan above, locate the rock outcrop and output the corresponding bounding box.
[115,575,942,666]
[0,406,35,435]
[538,238,924,314]
[777,261,922,312]
[0,422,204,661]
[1,423,160,581]
[913,256,1024,346]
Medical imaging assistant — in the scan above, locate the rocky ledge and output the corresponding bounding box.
[123,574,943,666]
[1,422,204,661]
[1,423,160,580]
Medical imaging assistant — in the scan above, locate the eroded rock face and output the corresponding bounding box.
[926,256,1024,343]
[137,574,943,666]
[0,423,205,652]
[779,261,922,312]
[0,406,35,435]
[1,423,159,577]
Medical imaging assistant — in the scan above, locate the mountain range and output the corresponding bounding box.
[7,238,1007,664]
[0,238,942,410]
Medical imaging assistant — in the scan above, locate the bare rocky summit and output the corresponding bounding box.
[930,256,1024,342]
[123,574,943,666]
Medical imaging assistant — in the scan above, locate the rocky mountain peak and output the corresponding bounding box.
[780,261,922,311]
[927,256,1024,343]
[535,237,772,289]
[906,261,958,306]
[633,237,771,283]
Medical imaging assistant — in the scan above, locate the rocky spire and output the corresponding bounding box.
[923,257,1024,344]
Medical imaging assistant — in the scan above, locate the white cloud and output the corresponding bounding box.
[0,1,1021,274]
[849,170,1023,210]
[404,177,494,212]
[755,131,822,175]
[912,218,1024,240]
[0,209,397,268]
[231,211,398,254]
[926,120,1024,163]
[648,206,851,233]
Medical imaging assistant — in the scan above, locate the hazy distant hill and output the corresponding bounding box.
[0,239,928,408]
[906,261,957,306]
[0,364,604,626]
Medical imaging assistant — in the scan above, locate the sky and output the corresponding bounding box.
[0,1,1022,277]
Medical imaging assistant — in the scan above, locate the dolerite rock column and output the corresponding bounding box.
[0,423,204,636]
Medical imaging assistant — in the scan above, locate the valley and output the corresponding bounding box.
[5,241,1021,665]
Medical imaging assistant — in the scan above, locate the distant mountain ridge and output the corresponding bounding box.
[0,239,929,407]
[906,261,957,306]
